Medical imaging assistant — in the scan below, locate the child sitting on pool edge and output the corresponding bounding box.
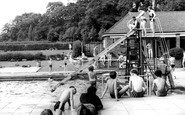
[53,86,77,115]
[129,69,146,97]
[152,69,169,96]
[101,71,129,101]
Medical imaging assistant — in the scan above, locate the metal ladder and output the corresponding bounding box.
[155,17,175,88]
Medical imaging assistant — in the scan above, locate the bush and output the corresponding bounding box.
[72,40,82,58]
[169,47,184,60]
[0,43,69,51]
[34,52,46,60]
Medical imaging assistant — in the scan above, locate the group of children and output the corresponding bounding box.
[128,4,156,37]
[98,53,112,67]
[41,62,173,115]
[48,53,69,73]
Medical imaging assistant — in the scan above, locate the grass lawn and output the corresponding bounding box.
[0,60,78,72]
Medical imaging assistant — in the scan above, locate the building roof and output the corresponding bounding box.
[104,11,185,35]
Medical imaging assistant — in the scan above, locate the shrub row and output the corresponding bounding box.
[0,52,46,61]
[0,53,68,61]
[0,43,69,51]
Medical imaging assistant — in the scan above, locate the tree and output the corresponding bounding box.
[28,25,33,41]
[63,27,78,41]
[47,28,59,42]
[72,40,82,58]
[1,0,185,42]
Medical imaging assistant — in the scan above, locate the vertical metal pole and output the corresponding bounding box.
[81,42,83,53]
[126,38,129,75]
[102,74,104,95]
[138,30,143,75]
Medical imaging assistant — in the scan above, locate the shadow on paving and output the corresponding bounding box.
[170,86,185,94]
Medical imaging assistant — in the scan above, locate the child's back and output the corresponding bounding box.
[88,66,97,87]
[155,78,166,92]
[101,71,129,100]
[88,71,97,81]
[106,78,116,95]
[153,70,168,96]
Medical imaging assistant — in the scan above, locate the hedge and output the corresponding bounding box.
[0,43,69,51]
[0,52,68,61]
[0,52,46,61]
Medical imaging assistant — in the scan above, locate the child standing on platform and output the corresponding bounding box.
[148,6,156,36]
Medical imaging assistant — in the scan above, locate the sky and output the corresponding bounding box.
[0,0,77,32]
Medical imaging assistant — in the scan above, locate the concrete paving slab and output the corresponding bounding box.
[155,109,185,115]
[100,110,129,115]
[128,110,158,115]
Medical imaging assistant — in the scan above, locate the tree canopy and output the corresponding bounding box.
[0,0,185,42]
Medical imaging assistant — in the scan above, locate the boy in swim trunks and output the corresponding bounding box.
[129,69,146,97]
[54,86,77,115]
[100,71,129,101]
[88,66,97,87]
[152,70,169,96]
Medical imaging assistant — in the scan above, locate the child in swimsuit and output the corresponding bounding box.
[88,66,97,87]
[129,69,146,97]
[54,86,77,115]
[152,70,169,96]
[101,71,129,101]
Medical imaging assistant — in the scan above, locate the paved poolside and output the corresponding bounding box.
[0,69,185,115]
[0,93,185,115]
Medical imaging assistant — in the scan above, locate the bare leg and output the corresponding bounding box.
[150,21,155,36]
[68,99,71,107]
[56,102,66,115]
[119,85,129,96]
[150,50,153,58]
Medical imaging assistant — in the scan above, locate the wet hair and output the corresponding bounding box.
[40,109,53,115]
[154,70,162,77]
[88,66,94,71]
[130,69,138,75]
[87,86,97,95]
[110,71,117,79]
[69,86,77,94]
